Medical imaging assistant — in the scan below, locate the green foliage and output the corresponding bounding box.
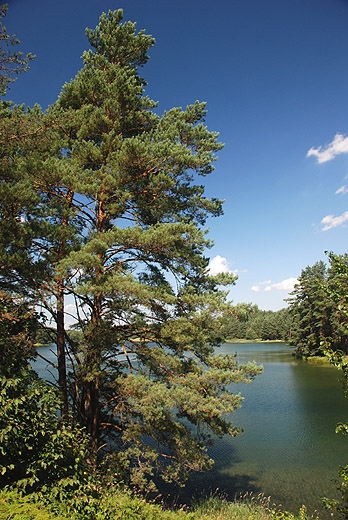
[0,4,35,95]
[0,488,318,520]
[0,289,92,492]
[0,290,38,376]
[310,254,348,517]
[0,366,91,491]
[321,345,348,517]
[223,303,291,341]
[0,8,262,493]
[321,350,348,517]
[288,254,348,357]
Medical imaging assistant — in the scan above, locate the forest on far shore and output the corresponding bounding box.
[222,304,291,342]
[223,252,348,360]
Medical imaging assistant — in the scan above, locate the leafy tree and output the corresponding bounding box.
[0,368,90,491]
[318,254,348,516]
[0,292,90,492]
[0,4,34,95]
[321,348,348,518]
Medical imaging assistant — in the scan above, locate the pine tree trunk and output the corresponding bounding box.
[56,190,74,419]
[57,280,68,418]
[82,293,103,452]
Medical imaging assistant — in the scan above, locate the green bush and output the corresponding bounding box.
[0,490,68,519]
[0,488,321,520]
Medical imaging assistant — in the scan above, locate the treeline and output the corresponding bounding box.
[223,304,291,342]
[287,252,348,358]
[224,251,348,357]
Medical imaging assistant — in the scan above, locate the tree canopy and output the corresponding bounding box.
[0,9,262,493]
[222,303,291,341]
[287,253,348,357]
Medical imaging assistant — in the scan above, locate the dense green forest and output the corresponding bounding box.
[287,253,348,358]
[222,304,291,342]
[222,252,348,359]
[1,5,348,519]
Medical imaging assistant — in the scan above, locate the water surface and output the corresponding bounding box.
[33,342,348,516]
[185,342,348,516]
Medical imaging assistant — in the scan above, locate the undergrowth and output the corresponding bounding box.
[0,488,322,520]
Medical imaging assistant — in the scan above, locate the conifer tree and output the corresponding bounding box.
[0,4,34,95]
[51,9,262,489]
[2,9,262,490]
[288,254,348,357]
[288,261,331,357]
[0,99,83,416]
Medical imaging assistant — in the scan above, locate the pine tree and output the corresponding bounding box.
[0,4,34,95]
[2,9,262,490]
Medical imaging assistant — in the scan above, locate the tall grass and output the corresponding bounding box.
[0,489,321,520]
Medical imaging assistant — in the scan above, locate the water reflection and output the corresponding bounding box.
[184,342,348,517]
[32,345,57,382]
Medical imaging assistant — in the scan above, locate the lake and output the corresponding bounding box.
[33,342,348,516]
[182,342,348,517]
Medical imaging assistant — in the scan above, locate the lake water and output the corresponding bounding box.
[182,342,348,517]
[33,342,348,516]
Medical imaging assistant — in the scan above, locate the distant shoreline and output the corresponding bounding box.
[225,338,288,344]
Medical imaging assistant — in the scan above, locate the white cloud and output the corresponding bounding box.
[251,280,271,292]
[272,277,298,291]
[321,211,348,231]
[207,255,232,276]
[251,277,297,293]
[336,185,348,195]
[307,133,348,164]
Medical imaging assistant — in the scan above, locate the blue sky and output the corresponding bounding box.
[5,0,348,310]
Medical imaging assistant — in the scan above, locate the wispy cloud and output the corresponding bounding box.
[251,280,271,293]
[207,255,234,276]
[321,211,348,231]
[336,185,348,195]
[307,133,348,164]
[307,136,348,230]
[251,277,297,293]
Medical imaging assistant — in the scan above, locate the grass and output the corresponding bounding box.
[192,492,321,520]
[305,356,331,365]
[192,493,273,520]
[0,489,321,520]
[226,339,286,344]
